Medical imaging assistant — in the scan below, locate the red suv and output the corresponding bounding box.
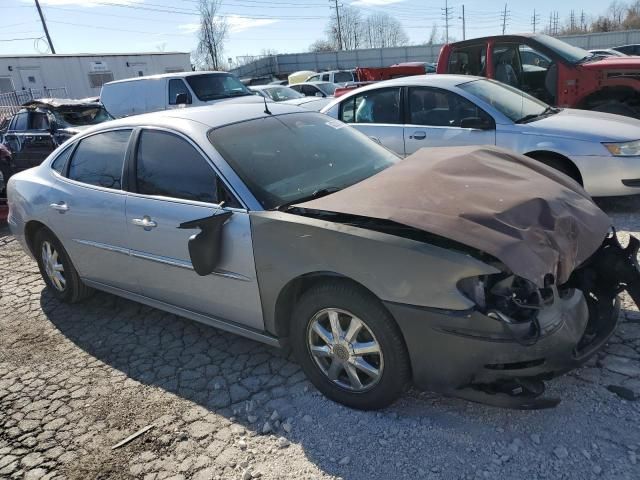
[437,33,640,118]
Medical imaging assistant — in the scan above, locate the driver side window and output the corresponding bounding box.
[492,44,521,88]
[408,87,493,128]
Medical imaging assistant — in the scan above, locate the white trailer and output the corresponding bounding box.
[0,52,191,99]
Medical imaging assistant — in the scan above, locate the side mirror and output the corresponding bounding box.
[460,116,494,130]
[175,92,189,105]
[315,92,325,97]
[178,210,232,276]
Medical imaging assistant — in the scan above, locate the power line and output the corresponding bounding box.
[34,0,55,54]
[0,36,43,42]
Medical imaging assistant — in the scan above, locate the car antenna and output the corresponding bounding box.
[262,95,272,115]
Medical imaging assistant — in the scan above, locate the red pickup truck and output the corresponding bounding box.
[437,33,640,118]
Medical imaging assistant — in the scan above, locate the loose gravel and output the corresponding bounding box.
[1,197,640,480]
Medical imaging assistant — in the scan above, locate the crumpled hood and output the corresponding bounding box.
[296,146,612,287]
[522,108,640,142]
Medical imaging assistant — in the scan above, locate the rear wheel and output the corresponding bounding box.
[291,281,410,410]
[34,228,93,303]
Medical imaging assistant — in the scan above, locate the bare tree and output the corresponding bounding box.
[196,0,228,71]
[426,24,439,45]
[363,12,408,48]
[326,6,364,50]
[309,39,336,52]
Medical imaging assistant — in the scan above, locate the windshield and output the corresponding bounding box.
[532,34,590,63]
[263,86,304,101]
[208,112,399,209]
[316,83,337,96]
[458,78,549,122]
[53,106,113,128]
[185,73,252,101]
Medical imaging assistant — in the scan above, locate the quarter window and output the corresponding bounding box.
[135,130,237,206]
[68,130,131,189]
[51,145,74,174]
[341,88,401,124]
[12,113,28,131]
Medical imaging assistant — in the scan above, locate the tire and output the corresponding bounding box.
[33,228,93,303]
[592,101,639,119]
[290,281,410,410]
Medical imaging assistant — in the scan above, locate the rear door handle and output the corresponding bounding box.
[131,216,157,230]
[49,202,69,213]
[410,131,427,140]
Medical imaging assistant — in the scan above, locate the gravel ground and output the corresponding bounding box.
[1,198,640,480]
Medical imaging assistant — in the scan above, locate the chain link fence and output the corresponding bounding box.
[0,87,68,121]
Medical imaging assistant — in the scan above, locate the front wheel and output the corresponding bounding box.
[34,228,93,303]
[291,281,410,410]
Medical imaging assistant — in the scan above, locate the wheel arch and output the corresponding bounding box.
[272,271,392,341]
[24,220,50,256]
[523,150,584,185]
[578,85,640,110]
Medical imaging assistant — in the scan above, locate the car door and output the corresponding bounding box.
[23,110,57,167]
[3,112,29,171]
[46,128,138,291]
[124,128,264,330]
[339,87,405,156]
[404,86,496,155]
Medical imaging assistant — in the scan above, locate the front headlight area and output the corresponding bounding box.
[457,273,562,323]
[603,139,640,156]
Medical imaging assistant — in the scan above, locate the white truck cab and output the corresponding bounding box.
[100,71,263,118]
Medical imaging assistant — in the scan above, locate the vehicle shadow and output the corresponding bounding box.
[36,285,640,480]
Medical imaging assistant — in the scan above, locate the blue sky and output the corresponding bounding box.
[0,0,611,63]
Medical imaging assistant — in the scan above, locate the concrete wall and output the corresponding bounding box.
[0,52,191,99]
[230,29,640,79]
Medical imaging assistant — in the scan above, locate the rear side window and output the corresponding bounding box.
[51,145,74,174]
[334,71,353,83]
[68,130,131,189]
[341,88,401,124]
[135,129,237,206]
[30,112,49,130]
[168,79,192,105]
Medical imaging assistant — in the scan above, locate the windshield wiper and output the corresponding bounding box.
[276,187,342,211]
[515,106,559,124]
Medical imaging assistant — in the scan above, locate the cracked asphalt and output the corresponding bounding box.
[1,197,640,480]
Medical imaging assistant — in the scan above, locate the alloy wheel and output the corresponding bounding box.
[307,308,384,392]
[41,240,66,292]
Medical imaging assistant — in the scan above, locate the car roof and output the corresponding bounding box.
[104,70,231,85]
[79,103,309,134]
[299,81,335,86]
[449,33,541,47]
[342,74,479,91]
[22,98,103,109]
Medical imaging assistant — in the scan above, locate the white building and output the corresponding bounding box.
[0,52,191,99]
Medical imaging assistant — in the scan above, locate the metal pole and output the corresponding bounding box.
[445,0,449,43]
[462,5,466,40]
[502,4,508,35]
[34,0,56,54]
[334,0,343,51]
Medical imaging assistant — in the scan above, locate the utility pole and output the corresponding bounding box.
[441,0,453,43]
[329,0,343,51]
[461,5,466,41]
[580,10,586,31]
[570,10,575,31]
[500,3,509,35]
[553,11,559,35]
[34,0,55,54]
[549,12,553,33]
[531,9,540,33]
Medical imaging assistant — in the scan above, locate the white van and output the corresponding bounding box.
[100,71,264,118]
[305,70,355,85]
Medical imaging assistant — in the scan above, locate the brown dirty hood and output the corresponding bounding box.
[296,146,612,286]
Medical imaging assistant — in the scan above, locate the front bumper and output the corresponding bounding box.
[386,289,618,395]
[571,153,640,196]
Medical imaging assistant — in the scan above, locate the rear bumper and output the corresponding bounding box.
[385,288,619,394]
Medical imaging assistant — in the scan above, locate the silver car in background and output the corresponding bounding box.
[322,75,640,196]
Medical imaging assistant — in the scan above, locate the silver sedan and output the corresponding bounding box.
[322,75,640,196]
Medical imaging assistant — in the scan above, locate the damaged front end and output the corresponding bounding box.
[405,231,640,409]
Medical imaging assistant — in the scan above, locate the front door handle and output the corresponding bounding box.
[49,202,69,213]
[131,216,157,230]
[410,131,427,140]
